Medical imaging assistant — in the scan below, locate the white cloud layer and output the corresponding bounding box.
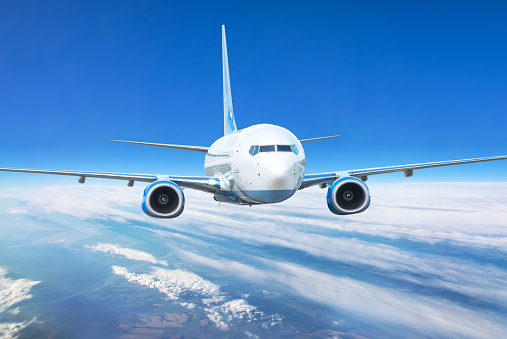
[2,183,506,249]
[179,183,507,251]
[179,251,507,338]
[1,183,506,337]
[85,243,168,266]
[0,185,145,223]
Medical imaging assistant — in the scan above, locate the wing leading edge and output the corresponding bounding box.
[300,134,340,143]
[300,154,507,189]
[0,167,218,193]
[110,140,209,153]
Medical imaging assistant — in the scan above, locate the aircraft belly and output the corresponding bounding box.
[240,189,296,203]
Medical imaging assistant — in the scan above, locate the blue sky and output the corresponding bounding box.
[1,1,507,187]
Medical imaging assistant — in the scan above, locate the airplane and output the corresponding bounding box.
[1,25,507,218]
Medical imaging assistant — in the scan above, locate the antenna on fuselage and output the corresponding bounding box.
[222,25,237,136]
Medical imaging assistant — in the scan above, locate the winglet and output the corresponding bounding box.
[222,25,237,136]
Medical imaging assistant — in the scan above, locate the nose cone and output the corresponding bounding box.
[267,161,297,189]
[243,157,304,203]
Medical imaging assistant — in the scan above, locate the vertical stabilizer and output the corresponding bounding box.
[222,25,237,135]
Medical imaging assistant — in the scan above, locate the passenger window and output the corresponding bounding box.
[291,144,299,155]
[277,145,292,152]
[249,145,259,156]
[259,145,275,152]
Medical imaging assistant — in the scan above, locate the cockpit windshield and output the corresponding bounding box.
[277,145,292,152]
[249,144,299,156]
[260,145,275,152]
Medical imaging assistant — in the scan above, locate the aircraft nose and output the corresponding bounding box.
[243,157,301,203]
[267,161,296,189]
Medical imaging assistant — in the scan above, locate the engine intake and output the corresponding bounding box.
[142,181,185,218]
[327,177,370,215]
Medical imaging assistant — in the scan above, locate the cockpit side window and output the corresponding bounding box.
[259,145,275,152]
[249,145,259,156]
[291,144,299,155]
[276,145,292,152]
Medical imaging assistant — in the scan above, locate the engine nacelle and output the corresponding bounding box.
[326,177,370,215]
[142,181,185,218]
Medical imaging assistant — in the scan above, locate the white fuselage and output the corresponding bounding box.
[205,124,305,204]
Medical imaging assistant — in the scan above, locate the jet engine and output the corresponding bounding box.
[326,177,370,215]
[142,181,185,218]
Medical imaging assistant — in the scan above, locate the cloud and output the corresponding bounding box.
[0,268,40,313]
[2,183,506,250]
[0,267,40,339]
[172,214,507,307]
[112,265,280,330]
[301,183,507,249]
[85,243,168,266]
[8,307,20,315]
[270,261,507,339]
[177,251,507,338]
[0,185,145,223]
[1,183,507,336]
[4,208,27,215]
[177,250,271,282]
[204,299,262,330]
[112,266,221,301]
[0,319,36,339]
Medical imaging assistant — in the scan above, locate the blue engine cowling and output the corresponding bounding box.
[326,177,370,215]
[142,181,185,218]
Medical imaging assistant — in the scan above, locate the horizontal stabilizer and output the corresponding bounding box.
[111,140,209,153]
[300,134,340,143]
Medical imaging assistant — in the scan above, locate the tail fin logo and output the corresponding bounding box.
[227,100,236,134]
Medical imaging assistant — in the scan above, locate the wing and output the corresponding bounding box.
[0,167,219,193]
[110,140,209,153]
[300,134,340,143]
[300,154,507,189]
